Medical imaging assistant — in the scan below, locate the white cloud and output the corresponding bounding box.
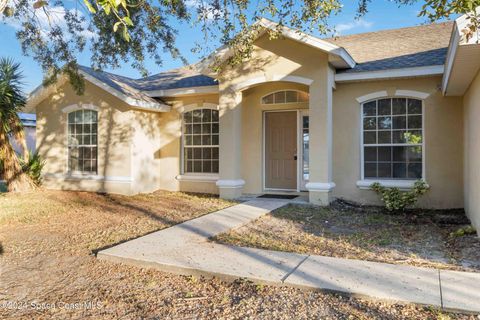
[185,0,221,21]
[334,18,373,35]
[1,4,95,39]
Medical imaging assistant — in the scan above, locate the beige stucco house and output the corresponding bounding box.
[27,15,480,230]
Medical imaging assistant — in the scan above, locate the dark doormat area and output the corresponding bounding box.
[257,194,298,200]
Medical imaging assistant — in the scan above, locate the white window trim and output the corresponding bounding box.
[180,104,220,177]
[356,179,429,191]
[356,91,388,104]
[359,96,427,190]
[175,174,219,182]
[65,107,99,176]
[299,109,310,190]
[177,103,219,114]
[260,89,309,105]
[394,90,431,100]
[62,103,100,113]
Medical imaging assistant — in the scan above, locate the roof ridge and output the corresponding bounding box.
[137,65,200,81]
[79,65,137,82]
[324,21,454,41]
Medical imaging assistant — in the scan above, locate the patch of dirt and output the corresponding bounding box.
[0,191,476,319]
[214,200,480,272]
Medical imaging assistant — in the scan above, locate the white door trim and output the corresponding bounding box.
[262,109,307,192]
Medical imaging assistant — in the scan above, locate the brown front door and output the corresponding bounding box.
[265,111,297,190]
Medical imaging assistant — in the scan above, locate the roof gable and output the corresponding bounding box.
[325,22,453,73]
[27,67,171,112]
[197,18,356,73]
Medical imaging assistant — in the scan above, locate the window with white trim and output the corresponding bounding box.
[67,109,98,174]
[362,98,423,180]
[183,109,219,174]
[261,90,309,104]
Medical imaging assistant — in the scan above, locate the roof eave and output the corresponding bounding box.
[442,7,480,96]
[25,75,69,113]
[79,70,171,112]
[335,65,444,82]
[145,85,219,98]
[26,70,171,113]
[197,18,356,74]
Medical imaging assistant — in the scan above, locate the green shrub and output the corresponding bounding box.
[450,225,477,238]
[19,152,45,186]
[370,180,429,212]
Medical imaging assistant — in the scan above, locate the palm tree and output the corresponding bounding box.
[0,58,35,192]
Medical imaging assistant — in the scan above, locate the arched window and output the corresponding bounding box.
[261,90,309,104]
[362,97,423,180]
[67,109,98,174]
[183,108,219,174]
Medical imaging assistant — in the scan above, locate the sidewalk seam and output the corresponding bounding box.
[281,255,310,283]
[438,269,444,309]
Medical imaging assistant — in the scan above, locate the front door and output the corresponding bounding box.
[265,111,297,190]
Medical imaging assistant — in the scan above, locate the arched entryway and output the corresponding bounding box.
[238,81,310,194]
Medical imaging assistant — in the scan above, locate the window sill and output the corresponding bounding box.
[176,174,219,182]
[356,179,427,191]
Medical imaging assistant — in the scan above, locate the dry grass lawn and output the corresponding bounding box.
[214,202,480,272]
[0,190,476,319]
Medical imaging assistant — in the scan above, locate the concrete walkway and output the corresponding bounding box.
[98,199,480,314]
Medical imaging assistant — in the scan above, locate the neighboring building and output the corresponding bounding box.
[26,14,480,231]
[11,113,36,155]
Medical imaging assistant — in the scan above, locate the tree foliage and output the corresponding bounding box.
[0,0,479,92]
[0,57,36,192]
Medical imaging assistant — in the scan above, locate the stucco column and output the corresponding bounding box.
[306,65,336,205]
[216,88,244,199]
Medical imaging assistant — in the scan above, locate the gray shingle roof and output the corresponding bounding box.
[78,66,164,108]
[136,68,217,91]
[324,22,453,73]
[80,65,217,93]
[78,21,453,97]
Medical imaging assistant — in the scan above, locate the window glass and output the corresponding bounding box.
[68,109,98,174]
[183,109,219,173]
[261,91,309,104]
[362,98,423,179]
[302,115,309,181]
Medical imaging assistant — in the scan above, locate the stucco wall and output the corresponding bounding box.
[36,82,135,194]
[130,110,163,194]
[333,76,464,209]
[35,80,221,195]
[463,70,480,230]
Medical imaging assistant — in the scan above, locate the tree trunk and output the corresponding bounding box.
[0,130,36,192]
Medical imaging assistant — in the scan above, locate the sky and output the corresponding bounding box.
[0,1,447,93]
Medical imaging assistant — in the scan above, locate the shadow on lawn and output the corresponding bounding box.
[218,200,480,271]
[87,191,237,255]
